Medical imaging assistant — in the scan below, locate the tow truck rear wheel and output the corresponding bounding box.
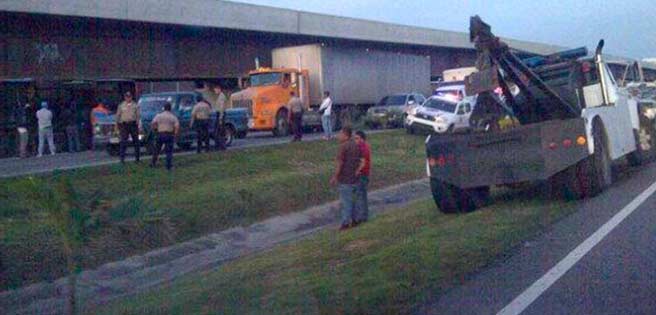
[430,178,490,213]
[627,114,656,166]
[579,123,612,197]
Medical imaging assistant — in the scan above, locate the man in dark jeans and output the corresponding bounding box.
[330,126,363,230]
[191,98,212,153]
[287,91,304,141]
[62,101,80,152]
[151,102,180,170]
[115,92,140,163]
[354,130,371,224]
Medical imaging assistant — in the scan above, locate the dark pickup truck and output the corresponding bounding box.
[98,91,249,155]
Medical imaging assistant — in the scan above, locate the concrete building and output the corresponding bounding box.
[0,0,570,83]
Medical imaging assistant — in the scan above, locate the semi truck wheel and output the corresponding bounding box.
[107,144,119,156]
[273,110,290,137]
[430,178,489,213]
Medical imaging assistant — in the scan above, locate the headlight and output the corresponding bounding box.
[94,125,101,135]
[434,116,445,123]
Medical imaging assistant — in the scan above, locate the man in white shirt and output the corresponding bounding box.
[36,101,56,157]
[319,91,333,139]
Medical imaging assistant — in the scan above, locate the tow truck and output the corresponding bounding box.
[426,16,656,213]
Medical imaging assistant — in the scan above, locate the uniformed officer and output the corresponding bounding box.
[191,97,212,153]
[115,91,141,163]
[212,85,227,151]
[150,102,180,170]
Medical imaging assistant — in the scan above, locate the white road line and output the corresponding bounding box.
[496,180,656,315]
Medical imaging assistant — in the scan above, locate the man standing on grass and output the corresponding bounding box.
[354,130,371,224]
[319,91,333,139]
[115,91,141,163]
[288,91,304,141]
[151,102,180,170]
[212,85,227,151]
[191,97,212,153]
[36,101,56,157]
[330,126,363,230]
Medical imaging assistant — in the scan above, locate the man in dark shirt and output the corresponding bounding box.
[354,130,371,224]
[330,126,363,230]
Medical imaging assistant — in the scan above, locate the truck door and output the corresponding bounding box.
[177,94,195,142]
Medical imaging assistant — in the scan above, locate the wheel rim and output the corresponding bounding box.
[224,127,234,145]
[639,128,652,151]
[595,128,612,186]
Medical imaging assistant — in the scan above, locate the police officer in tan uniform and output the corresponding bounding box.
[191,97,212,153]
[115,91,141,163]
[212,85,227,151]
[288,91,304,141]
[150,102,180,170]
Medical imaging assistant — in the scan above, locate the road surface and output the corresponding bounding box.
[418,161,656,315]
[0,130,380,179]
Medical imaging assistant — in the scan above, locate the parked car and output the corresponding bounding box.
[100,91,249,156]
[365,93,426,128]
[405,95,476,134]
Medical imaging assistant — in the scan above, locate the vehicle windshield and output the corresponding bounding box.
[139,96,173,113]
[380,95,407,106]
[250,72,283,87]
[423,97,458,113]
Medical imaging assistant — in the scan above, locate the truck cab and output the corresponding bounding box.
[230,67,318,136]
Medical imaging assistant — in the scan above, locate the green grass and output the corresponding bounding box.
[0,131,426,289]
[93,191,579,315]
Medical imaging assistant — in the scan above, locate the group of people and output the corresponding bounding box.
[331,126,371,230]
[286,90,335,142]
[14,97,99,158]
[115,86,229,170]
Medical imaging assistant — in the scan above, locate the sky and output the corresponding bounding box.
[234,0,656,60]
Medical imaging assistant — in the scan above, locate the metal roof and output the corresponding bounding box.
[0,0,565,55]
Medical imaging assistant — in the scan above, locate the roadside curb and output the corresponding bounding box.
[1,178,430,315]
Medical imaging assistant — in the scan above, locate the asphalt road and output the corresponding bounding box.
[418,161,656,315]
[0,130,373,179]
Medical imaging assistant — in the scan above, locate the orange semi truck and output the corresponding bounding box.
[230,44,431,136]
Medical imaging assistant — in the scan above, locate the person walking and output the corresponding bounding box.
[62,101,80,152]
[330,126,363,230]
[191,97,212,153]
[354,130,371,224]
[150,102,180,170]
[115,91,141,163]
[36,101,56,157]
[288,91,304,141]
[212,85,227,151]
[319,91,333,139]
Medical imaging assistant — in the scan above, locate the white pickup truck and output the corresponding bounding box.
[405,96,475,134]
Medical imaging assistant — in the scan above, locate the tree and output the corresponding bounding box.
[26,176,99,315]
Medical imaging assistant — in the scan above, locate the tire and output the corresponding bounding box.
[430,178,490,213]
[576,122,612,198]
[272,110,289,137]
[549,162,585,200]
[224,124,235,146]
[627,115,656,166]
[107,144,119,156]
[447,124,455,133]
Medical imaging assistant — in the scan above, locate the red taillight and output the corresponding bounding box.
[548,142,558,150]
[429,154,455,167]
[563,139,573,148]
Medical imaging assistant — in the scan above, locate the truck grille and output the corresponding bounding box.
[232,99,253,116]
[417,113,433,121]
